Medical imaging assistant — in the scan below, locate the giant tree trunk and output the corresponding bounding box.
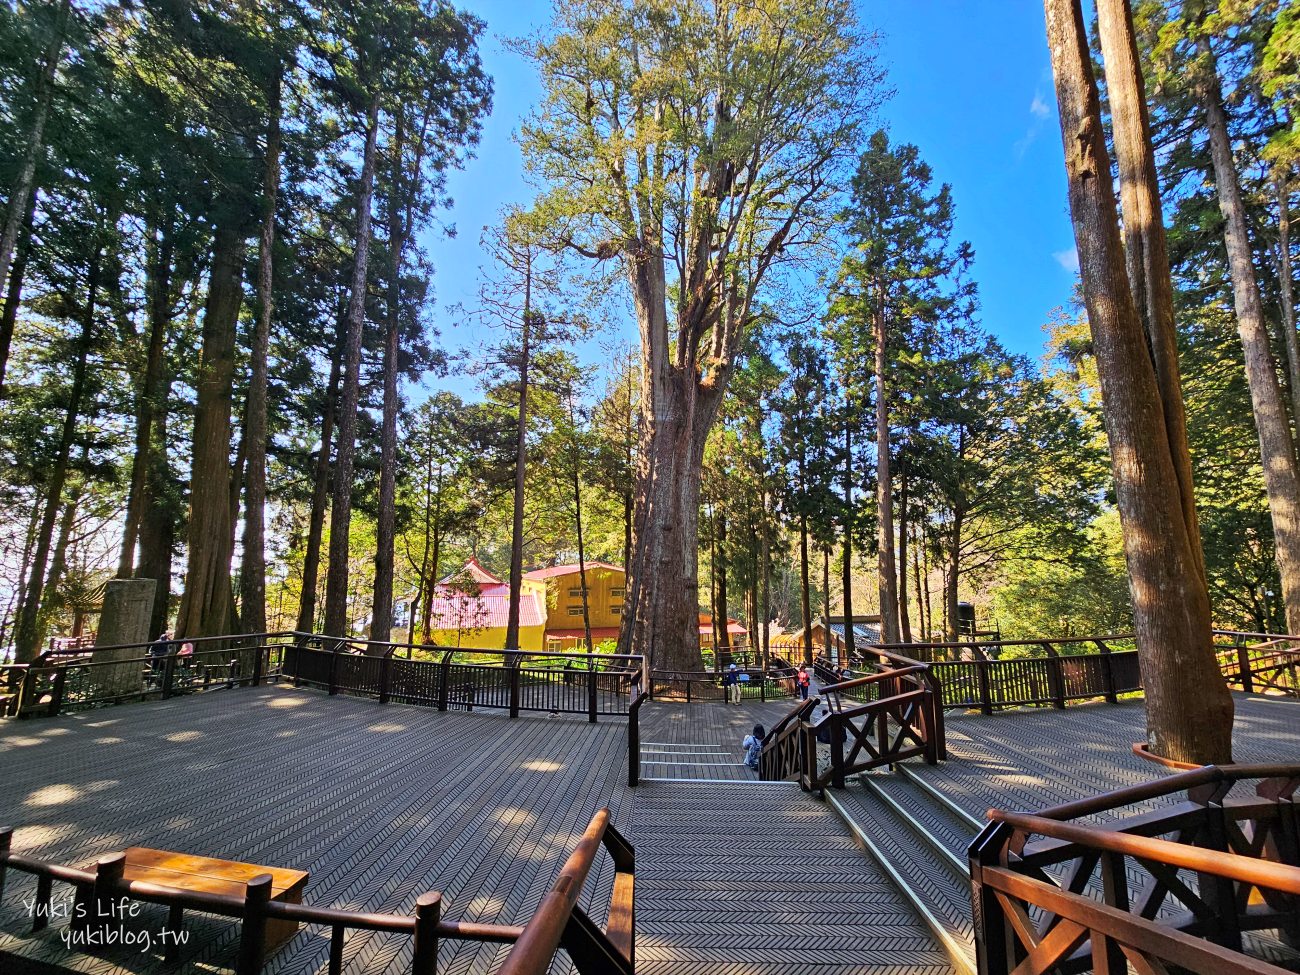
[13,242,98,661]
[241,72,281,637]
[176,219,246,639]
[1273,173,1300,432]
[322,91,381,638]
[297,354,339,634]
[1197,32,1300,635]
[118,214,173,577]
[874,295,901,642]
[1045,0,1232,764]
[0,0,69,394]
[1097,0,1207,587]
[619,358,721,670]
[138,402,175,642]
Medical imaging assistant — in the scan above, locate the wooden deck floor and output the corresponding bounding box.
[929,692,1300,821]
[638,698,801,780]
[0,685,949,975]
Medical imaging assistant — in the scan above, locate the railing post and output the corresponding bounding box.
[162,653,177,699]
[50,667,67,717]
[1041,642,1066,709]
[627,696,641,788]
[976,659,993,716]
[378,654,392,705]
[328,650,340,696]
[509,657,520,718]
[587,666,598,724]
[236,874,273,975]
[760,674,767,702]
[93,853,127,935]
[252,642,264,687]
[685,678,691,704]
[831,715,846,790]
[437,652,451,711]
[1095,639,1117,703]
[0,827,10,902]
[411,891,442,975]
[969,824,1015,975]
[1238,644,1254,693]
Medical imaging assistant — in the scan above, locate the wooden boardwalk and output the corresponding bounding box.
[0,686,950,975]
[638,698,800,780]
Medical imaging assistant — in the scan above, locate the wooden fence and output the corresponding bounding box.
[970,763,1300,975]
[760,650,944,789]
[854,630,1300,713]
[0,808,633,975]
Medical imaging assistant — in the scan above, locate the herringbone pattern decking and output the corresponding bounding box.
[0,686,949,975]
[631,781,951,975]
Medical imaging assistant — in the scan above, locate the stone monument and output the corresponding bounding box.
[91,578,157,698]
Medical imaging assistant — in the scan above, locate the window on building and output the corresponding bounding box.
[609,587,626,598]
[611,605,622,617]
[568,587,586,597]
[567,606,584,616]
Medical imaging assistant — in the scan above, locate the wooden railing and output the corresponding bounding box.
[969,763,1300,975]
[1214,630,1300,696]
[804,667,943,789]
[758,696,818,782]
[11,632,293,718]
[852,629,1300,713]
[646,668,794,703]
[760,651,943,789]
[0,808,633,975]
[285,641,643,722]
[494,808,635,975]
[5,632,645,727]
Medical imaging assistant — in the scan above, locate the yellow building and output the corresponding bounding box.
[405,558,748,653]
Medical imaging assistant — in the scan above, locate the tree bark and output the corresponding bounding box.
[322,90,381,638]
[240,69,281,637]
[799,509,813,666]
[118,212,173,577]
[370,111,406,647]
[137,398,176,643]
[1045,0,1232,764]
[505,271,532,654]
[0,194,37,396]
[1097,0,1207,587]
[716,509,729,653]
[13,241,98,661]
[1275,172,1300,434]
[840,420,856,661]
[297,353,340,633]
[176,218,246,639]
[898,466,912,642]
[1194,31,1300,635]
[0,0,70,394]
[874,293,901,642]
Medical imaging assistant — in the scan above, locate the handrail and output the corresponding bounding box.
[1028,762,1300,821]
[989,809,1300,895]
[1,809,634,975]
[495,807,634,975]
[819,664,928,694]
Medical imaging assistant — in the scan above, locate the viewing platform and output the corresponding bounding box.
[2,631,1299,975]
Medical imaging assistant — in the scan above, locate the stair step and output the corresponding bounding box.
[825,767,978,975]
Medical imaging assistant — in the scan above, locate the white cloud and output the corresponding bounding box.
[1030,93,1050,119]
[1053,247,1080,273]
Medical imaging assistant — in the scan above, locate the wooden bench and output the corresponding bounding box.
[116,847,309,952]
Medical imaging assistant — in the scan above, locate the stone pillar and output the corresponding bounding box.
[91,579,157,699]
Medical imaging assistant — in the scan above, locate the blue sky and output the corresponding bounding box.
[421,1,1081,397]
